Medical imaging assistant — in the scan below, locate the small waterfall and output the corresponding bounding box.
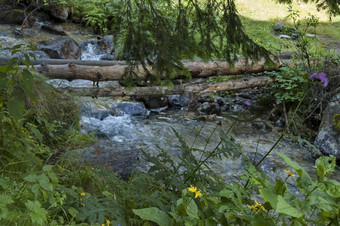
[81,43,105,61]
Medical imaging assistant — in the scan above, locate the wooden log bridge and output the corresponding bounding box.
[59,76,273,97]
[3,57,280,81]
[0,56,279,96]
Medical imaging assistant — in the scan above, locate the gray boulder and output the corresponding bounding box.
[141,96,168,109]
[0,9,34,27]
[314,93,340,160]
[41,25,67,36]
[273,21,285,31]
[115,102,149,117]
[39,37,82,59]
[168,94,190,108]
[50,7,69,21]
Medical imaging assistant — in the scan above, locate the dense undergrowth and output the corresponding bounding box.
[0,44,340,225]
[1,0,340,225]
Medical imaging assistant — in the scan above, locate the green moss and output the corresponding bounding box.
[333,113,340,130]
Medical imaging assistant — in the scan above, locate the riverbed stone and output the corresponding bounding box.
[314,93,340,160]
[0,8,34,27]
[273,21,285,31]
[100,35,114,54]
[49,7,69,22]
[141,96,168,109]
[72,140,140,180]
[114,102,149,117]
[38,37,81,59]
[168,94,190,108]
[41,25,67,36]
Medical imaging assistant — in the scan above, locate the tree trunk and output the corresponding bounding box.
[58,76,273,97]
[30,58,280,81]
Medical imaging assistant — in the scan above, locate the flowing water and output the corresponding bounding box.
[0,22,339,182]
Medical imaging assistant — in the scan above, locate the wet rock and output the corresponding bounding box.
[41,25,67,36]
[306,34,316,38]
[274,119,285,128]
[198,102,212,114]
[73,140,140,180]
[39,37,81,59]
[314,93,340,160]
[214,96,225,106]
[198,93,214,103]
[248,153,276,172]
[168,94,190,108]
[198,102,220,115]
[100,54,115,60]
[115,102,149,117]
[13,28,23,37]
[279,35,291,39]
[141,96,168,109]
[292,33,299,39]
[100,35,114,54]
[273,21,285,31]
[49,7,69,22]
[0,9,34,26]
[279,51,298,59]
[251,121,268,133]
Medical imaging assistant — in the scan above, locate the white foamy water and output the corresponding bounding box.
[81,43,105,61]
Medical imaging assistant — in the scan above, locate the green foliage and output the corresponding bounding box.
[62,0,273,87]
[277,0,340,17]
[1,45,339,225]
[333,113,340,130]
[266,65,311,104]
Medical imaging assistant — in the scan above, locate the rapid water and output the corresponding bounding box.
[0,21,338,182]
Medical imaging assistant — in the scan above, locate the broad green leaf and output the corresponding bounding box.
[276,196,304,218]
[22,69,35,101]
[133,207,171,226]
[25,200,48,225]
[219,189,234,198]
[322,180,340,197]
[259,188,278,208]
[43,165,53,172]
[277,152,302,170]
[24,174,38,183]
[186,199,199,219]
[278,152,315,193]
[7,97,25,120]
[274,179,286,194]
[315,156,336,180]
[68,207,79,217]
[0,194,14,208]
[38,174,53,191]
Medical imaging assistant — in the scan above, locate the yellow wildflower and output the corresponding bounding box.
[106,219,110,225]
[80,192,86,196]
[248,200,265,214]
[284,170,295,178]
[81,203,85,207]
[187,185,203,198]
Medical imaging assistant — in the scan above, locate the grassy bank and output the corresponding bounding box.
[236,0,340,52]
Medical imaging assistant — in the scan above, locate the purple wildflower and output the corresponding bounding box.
[310,72,328,87]
[245,101,251,106]
[318,72,328,87]
[310,72,318,80]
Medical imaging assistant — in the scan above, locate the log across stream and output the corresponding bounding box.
[1,56,280,96]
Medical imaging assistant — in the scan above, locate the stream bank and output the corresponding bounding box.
[0,6,339,182]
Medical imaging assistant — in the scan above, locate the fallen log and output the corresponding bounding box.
[0,56,126,66]
[58,76,273,97]
[32,59,280,81]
